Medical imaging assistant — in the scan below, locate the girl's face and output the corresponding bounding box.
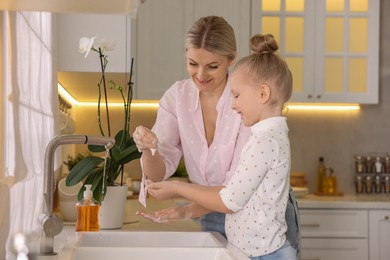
[186,48,234,94]
[230,68,264,127]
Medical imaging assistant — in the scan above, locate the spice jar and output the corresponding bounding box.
[365,176,373,193]
[356,176,364,193]
[385,156,390,173]
[375,176,382,193]
[374,156,383,174]
[384,176,390,193]
[365,156,373,173]
[355,155,365,173]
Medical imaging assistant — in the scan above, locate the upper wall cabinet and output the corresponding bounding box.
[58,13,131,73]
[251,0,380,104]
[133,0,250,100]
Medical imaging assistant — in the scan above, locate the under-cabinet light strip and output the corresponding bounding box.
[286,104,360,111]
[58,84,360,111]
[57,83,159,108]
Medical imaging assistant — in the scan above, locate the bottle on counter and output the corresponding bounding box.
[316,157,326,193]
[76,184,100,232]
[322,167,337,194]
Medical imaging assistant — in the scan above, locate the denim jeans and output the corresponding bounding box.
[250,239,297,260]
[200,187,300,258]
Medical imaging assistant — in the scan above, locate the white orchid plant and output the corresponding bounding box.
[65,36,141,203]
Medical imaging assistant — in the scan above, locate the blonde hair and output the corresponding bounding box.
[184,16,236,60]
[235,34,293,104]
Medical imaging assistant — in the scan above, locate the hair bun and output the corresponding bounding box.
[249,34,279,55]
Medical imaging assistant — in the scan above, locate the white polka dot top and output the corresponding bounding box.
[219,116,290,257]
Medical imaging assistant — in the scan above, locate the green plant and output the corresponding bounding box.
[65,37,141,203]
[63,153,85,172]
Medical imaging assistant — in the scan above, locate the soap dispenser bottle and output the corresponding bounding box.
[76,184,100,232]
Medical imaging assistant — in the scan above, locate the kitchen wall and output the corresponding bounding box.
[70,0,390,194]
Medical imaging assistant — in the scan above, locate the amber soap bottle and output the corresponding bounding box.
[75,184,100,232]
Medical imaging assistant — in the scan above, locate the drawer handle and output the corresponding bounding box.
[385,216,389,220]
[301,223,321,228]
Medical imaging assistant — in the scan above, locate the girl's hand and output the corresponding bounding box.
[136,205,192,224]
[147,181,180,200]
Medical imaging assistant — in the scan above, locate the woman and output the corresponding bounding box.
[133,16,300,256]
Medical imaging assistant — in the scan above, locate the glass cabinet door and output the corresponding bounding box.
[251,0,379,104]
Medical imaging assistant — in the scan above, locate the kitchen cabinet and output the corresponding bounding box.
[298,195,390,260]
[133,0,251,100]
[300,209,369,260]
[251,0,380,104]
[369,210,390,260]
[58,13,131,73]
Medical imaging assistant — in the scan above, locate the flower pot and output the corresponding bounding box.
[99,185,128,229]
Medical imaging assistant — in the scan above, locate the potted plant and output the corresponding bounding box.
[65,37,141,208]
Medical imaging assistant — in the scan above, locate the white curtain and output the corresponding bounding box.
[0,11,59,259]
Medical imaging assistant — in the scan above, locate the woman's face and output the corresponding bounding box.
[186,48,234,94]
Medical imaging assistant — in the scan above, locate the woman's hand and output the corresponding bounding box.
[132,126,158,155]
[147,181,181,200]
[136,205,192,224]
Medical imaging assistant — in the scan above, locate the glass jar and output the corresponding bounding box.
[384,176,390,193]
[356,175,364,193]
[355,155,365,173]
[365,156,373,173]
[374,156,383,174]
[375,176,382,193]
[365,176,373,193]
[385,156,390,173]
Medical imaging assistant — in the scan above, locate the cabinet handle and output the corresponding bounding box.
[301,223,321,228]
[316,94,322,99]
[385,215,389,220]
[307,94,312,99]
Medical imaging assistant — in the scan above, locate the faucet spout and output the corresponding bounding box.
[40,134,115,255]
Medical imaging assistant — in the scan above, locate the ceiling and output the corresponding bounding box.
[58,71,131,103]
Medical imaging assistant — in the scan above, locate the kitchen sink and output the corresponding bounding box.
[75,231,226,247]
[58,231,248,260]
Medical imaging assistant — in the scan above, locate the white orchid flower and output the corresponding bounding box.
[79,36,96,58]
[95,38,116,52]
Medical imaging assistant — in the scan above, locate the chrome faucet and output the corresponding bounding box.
[39,134,115,256]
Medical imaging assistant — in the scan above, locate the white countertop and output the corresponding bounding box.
[297,194,390,209]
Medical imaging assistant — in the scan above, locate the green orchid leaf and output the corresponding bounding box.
[88,144,106,153]
[66,156,104,186]
[117,144,141,165]
[110,144,122,162]
[115,129,130,147]
[91,168,104,190]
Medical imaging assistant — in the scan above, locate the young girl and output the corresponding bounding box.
[146,34,295,260]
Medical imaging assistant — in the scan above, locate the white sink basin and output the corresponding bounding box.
[76,231,226,247]
[58,231,248,260]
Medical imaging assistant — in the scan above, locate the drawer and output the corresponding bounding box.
[301,238,368,260]
[300,209,368,238]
